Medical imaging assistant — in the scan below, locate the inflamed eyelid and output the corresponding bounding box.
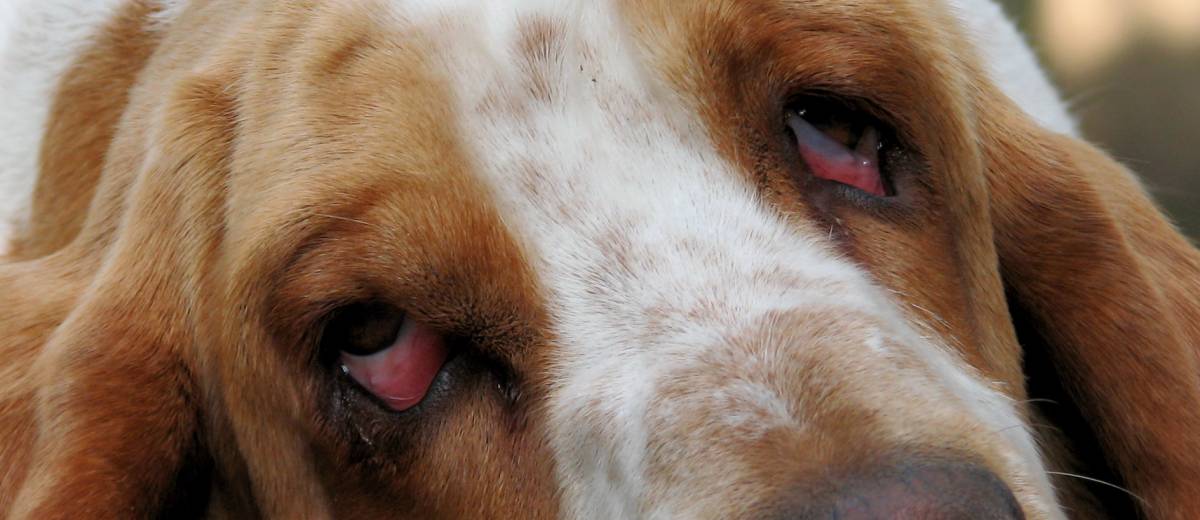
[340,317,449,412]
[787,112,887,197]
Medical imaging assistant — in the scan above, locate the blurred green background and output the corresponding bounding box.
[999,0,1199,240]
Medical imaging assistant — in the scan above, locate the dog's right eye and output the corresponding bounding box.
[320,302,450,412]
[784,96,895,198]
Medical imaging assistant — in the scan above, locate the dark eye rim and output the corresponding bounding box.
[780,91,929,220]
[783,93,897,194]
[782,92,900,144]
[310,300,455,425]
[309,294,527,401]
[314,299,465,408]
[306,296,525,464]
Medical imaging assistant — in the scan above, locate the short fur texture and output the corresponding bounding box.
[1,0,1197,518]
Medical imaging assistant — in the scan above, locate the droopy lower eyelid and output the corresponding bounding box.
[338,313,450,413]
[787,111,889,197]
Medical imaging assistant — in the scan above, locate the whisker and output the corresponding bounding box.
[312,213,378,230]
[993,421,1061,436]
[1017,398,1060,406]
[907,302,951,328]
[309,213,404,245]
[1044,471,1148,507]
[993,424,1026,435]
[1030,421,1061,434]
[884,287,953,329]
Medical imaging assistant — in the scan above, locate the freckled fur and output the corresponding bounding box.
[0,0,1197,519]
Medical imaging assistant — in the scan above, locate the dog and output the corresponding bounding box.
[1,0,1198,518]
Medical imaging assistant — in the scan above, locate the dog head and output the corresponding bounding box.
[4,0,1199,518]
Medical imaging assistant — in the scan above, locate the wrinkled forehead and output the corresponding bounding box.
[365,3,1041,517]
[231,0,971,249]
[389,0,968,128]
[372,0,967,212]
[223,0,985,345]
[277,0,983,335]
[359,0,974,273]
[216,1,1058,517]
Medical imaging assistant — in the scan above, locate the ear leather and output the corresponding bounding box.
[5,288,208,520]
[0,54,233,520]
[982,106,1200,519]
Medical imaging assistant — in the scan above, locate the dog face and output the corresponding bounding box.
[2,0,1199,518]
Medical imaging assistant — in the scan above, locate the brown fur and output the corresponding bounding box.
[1,0,559,517]
[981,102,1200,519]
[622,0,1199,516]
[1,0,1197,518]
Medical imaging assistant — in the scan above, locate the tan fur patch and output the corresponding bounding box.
[620,0,1200,517]
[2,0,1197,518]
[981,95,1200,519]
[2,0,559,517]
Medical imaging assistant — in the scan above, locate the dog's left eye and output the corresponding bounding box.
[321,302,449,412]
[786,99,890,197]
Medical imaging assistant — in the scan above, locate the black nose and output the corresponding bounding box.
[776,461,1024,519]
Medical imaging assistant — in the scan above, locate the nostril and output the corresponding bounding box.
[776,461,1024,520]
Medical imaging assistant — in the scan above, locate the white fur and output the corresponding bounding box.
[2,0,1076,516]
[0,0,125,256]
[947,0,1079,135]
[394,1,1068,518]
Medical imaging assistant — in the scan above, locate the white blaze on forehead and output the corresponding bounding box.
[392,1,1061,518]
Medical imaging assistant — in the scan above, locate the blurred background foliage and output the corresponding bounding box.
[999,0,1199,239]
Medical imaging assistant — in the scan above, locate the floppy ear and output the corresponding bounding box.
[4,106,226,516]
[981,101,1200,518]
[3,56,234,520]
[5,282,211,519]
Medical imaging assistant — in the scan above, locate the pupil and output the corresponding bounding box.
[323,302,406,357]
[795,101,862,149]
